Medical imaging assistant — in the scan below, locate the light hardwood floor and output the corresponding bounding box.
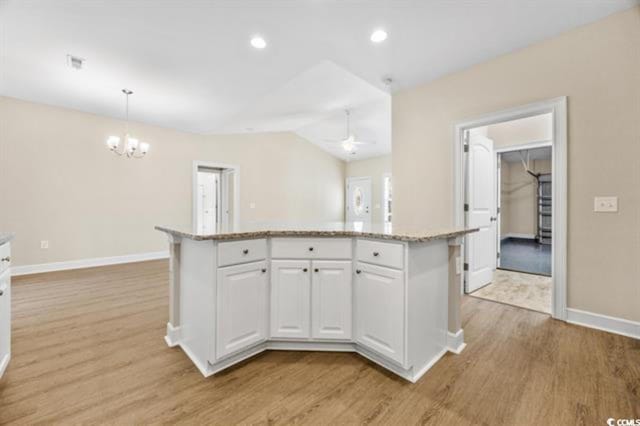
[1,260,638,425]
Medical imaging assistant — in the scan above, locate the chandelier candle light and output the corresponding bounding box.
[106,89,150,158]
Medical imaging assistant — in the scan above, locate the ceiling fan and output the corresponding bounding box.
[324,110,376,154]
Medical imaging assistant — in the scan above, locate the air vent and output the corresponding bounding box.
[66,54,85,70]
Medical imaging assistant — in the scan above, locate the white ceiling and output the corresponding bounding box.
[1,0,637,160]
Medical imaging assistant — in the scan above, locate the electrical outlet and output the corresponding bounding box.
[594,196,618,213]
[249,202,256,209]
[41,240,49,249]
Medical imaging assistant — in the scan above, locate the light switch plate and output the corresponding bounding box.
[249,202,256,209]
[594,196,618,212]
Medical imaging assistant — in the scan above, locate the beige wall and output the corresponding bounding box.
[0,96,345,266]
[345,155,392,223]
[501,159,551,237]
[488,113,552,149]
[393,7,640,322]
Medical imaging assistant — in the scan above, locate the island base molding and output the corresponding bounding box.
[166,332,463,383]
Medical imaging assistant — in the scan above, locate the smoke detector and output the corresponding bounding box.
[66,54,85,70]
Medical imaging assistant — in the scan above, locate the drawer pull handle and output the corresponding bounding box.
[308,247,314,252]
[303,268,308,272]
[356,269,362,274]
[314,268,319,273]
[1,256,9,262]
[261,268,267,273]
[242,249,249,255]
[373,252,380,257]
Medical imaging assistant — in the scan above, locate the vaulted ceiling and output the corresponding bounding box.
[1,0,637,160]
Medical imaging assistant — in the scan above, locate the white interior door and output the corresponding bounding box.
[196,171,219,234]
[346,177,372,225]
[465,130,497,293]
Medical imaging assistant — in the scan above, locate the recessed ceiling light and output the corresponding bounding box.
[370,29,388,43]
[250,36,267,49]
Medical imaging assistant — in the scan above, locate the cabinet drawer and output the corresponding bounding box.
[356,239,404,269]
[271,238,351,259]
[218,239,267,267]
[0,243,10,275]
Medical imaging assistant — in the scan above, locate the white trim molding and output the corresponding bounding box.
[567,309,640,340]
[0,354,10,379]
[165,323,182,347]
[11,251,169,277]
[447,329,466,354]
[453,96,567,320]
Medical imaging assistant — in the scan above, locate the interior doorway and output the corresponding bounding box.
[192,161,239,234]
[346,176,372,225]
[497,145,552,277]
[196,169,220,234]
[454,98,567,319]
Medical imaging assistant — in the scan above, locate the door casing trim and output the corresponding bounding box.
[452,97,567,320]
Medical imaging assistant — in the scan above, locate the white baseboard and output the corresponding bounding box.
[0,353,10,379]
[501,233,536,240]
[447,329,466,354]
[566,308,639,340]
[11,251,169,277]
[164,323,181,348]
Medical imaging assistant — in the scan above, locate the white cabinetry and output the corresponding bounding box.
[311,260,352,340]
[216,260,268,359]
[355,261,405,365]
[270,260,311,339]
[167,233,453,383]
[0,241,11,378]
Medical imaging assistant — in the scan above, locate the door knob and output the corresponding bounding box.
[242,249,249,255]
[373,252,380,257]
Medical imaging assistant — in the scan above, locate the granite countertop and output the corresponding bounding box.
[0,233,14,246]
[155,222,478,243]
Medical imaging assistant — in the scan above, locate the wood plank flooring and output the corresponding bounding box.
[1,260,638,425]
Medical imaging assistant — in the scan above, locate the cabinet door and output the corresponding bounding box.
[270,260,311,339]
[311,260,352,340]
[216,261,268,360]
[0,270,10,371]
[354,262,405,365]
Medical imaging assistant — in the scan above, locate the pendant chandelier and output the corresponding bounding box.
[106,89,149,158]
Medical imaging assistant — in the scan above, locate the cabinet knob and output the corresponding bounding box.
[261,268,267,273]
[373,252,380,257]
[314,268,319,273]
[1,256,9,262]
[242,249,249,255]
[303,268,308,272]
[0,290,3,296]
[308,247,314,252]
[356,269,362,274]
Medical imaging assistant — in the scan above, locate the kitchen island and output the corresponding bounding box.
[156,223,476,383]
